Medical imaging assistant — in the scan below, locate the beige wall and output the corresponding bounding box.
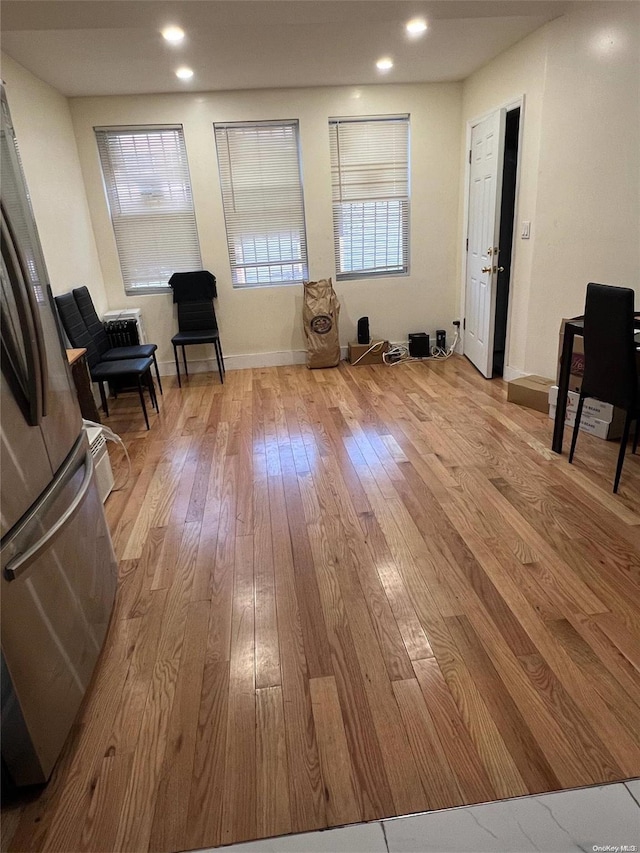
[461,1,640,380]
[1,54,108,313]
[69,83,462,369]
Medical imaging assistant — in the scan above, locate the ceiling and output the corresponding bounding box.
[1,1,573,97]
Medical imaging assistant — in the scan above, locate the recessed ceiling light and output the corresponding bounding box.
[175,67,194,80]
[376,57,394,71]
[162,26,185,44]
[406,18,428,36]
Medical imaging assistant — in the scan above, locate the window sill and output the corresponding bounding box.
[336,270,409,283]
[124,287,172,296]
[232,280,304,290]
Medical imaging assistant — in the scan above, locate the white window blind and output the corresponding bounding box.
[95,125,201,294]
[214,120,308,287]
[329,115,410,280]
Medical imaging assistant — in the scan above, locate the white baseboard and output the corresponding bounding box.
[159,341,468,376]
[502,366,528,382]
[158,348,314,375]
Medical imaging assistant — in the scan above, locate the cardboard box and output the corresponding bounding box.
[557,318,585,387]
[566,373,584,393]
[548,404,623,440]
[348,340,389,366]
[548,386,618,422]
[506,375,555,413]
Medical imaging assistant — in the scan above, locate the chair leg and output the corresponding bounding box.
[153,353,163,395]
[217,337,225,374]
[182,345,188,377]
[98,381,109,417]
[137,376,150,430]
[151,375,159,411]
[147,370,158,412]
[568,395,585,463]
[173,345,182,388]
[633,416,639,455]
[613,410,633,493]
[214,339,224,384]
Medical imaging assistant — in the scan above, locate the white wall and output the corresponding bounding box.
[461,1,640,380]
[1,54,109,312]
[69,83,462,370]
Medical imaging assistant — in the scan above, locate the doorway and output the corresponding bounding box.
[492,107,520,377]
[463,101,522,378]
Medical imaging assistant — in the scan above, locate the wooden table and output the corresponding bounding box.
[66,347,101,423]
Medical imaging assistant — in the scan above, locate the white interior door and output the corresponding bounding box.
[464,108,506,378]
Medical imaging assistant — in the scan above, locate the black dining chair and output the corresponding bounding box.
[72,286,162,394]
[55,293,158,430]
[569,283,639,492]
[171,300,225,387]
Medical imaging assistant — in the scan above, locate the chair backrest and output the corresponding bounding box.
[54,293,101,368]
[169,270,217,304]
[177,300,218,332]
[72,286,110,356]
[582,282,638,410]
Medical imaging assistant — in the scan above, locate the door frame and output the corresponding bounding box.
[459,95,525,378]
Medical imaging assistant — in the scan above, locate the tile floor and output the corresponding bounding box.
[200,780,640,853]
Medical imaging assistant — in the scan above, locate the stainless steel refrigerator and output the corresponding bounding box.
[0,84,118,786]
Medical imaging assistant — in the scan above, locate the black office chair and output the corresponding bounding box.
[55,293,158,430]
[171,300,225,387]
[72,286,162,394]
[569,283,639,493]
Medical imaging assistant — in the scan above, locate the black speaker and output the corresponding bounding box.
[357,316,370,345]
[408,332,430,358]
[436,329,446,350]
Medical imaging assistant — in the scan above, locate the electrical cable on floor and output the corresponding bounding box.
[351,340,387,366]
[430,329,460,360]
[383,344,418,365]
[383,329,461,365]
[82,419,132,491]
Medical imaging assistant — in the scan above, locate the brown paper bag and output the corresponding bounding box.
[303,278,341,369]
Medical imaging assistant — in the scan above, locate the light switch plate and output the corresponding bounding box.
[521,220,531,239]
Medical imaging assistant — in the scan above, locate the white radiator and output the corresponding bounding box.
[85,426,114,503]
[102,308,147,344]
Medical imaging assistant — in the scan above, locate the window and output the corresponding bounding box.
[329,115,410,280]
[214,120,308,287]
[95,125,201,294]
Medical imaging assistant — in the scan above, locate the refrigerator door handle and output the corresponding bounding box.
[2,444,94,582]
[1,204,48,423]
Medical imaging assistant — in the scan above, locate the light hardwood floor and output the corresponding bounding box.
[4,356,640,852]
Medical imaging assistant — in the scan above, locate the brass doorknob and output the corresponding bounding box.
[481,266,492,273]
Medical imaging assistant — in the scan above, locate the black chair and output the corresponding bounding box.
[72,286,162,394]
[171,300,225,387]
[55,293,158,430]
[569,283,639,493]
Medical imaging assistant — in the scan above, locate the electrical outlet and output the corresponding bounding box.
[521,220,531,239]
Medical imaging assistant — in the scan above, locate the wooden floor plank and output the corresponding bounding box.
[5,358,640,853]
[221,534,257,845]
[267,473,326,833]
[306,520,395,821]
[309,676,362,827]
[392,678,464,810]
[256,686,292,839]
[446,615,562,794]
[148,600,209,853]
[412,657,498,805]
